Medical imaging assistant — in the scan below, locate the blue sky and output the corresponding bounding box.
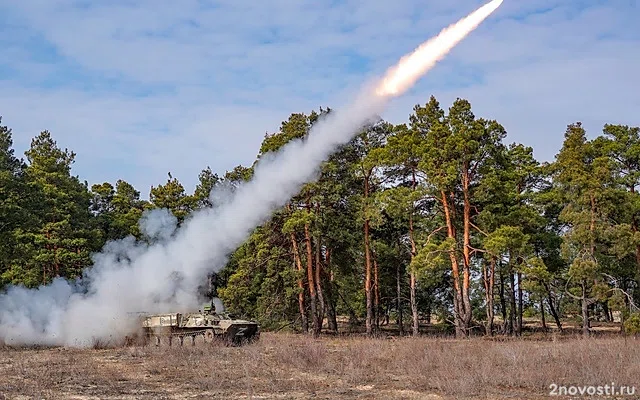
[0,0,638,196]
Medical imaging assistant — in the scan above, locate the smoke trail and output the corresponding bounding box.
[0,0,502,347]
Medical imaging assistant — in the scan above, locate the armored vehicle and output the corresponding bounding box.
[141,302,260,346]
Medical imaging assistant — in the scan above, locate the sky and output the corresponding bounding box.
[0,0,638,197]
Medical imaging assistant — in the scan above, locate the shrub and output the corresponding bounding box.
[624,313,640,336]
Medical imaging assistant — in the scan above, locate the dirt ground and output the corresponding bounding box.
[1,332,638,399]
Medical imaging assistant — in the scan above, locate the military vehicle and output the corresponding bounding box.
[140,301,260,346]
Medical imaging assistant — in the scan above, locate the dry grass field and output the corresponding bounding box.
[1,332,639,399]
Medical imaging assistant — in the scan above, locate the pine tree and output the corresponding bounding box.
[21,131,100,284]
[150,173,196,223]
[551,122,614,336]
[0,118,37,286]
[193,167,222,208]
[91,180,148,241]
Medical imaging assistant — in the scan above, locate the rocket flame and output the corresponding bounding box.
[376,0,504,97]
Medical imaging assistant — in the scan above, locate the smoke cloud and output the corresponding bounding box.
[0,0,502,347]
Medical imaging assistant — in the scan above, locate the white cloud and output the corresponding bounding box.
[0,0,638,195]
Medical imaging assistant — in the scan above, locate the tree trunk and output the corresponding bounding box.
[408,167,419,337]
[364,217,373,336]
[324,284,338,333]
[315,235,325,332]
[363,173,374,336]
[324,248,338,333]
[483,257,496,336]
[499,269,508,334]
[509,270,516,336]
[540,298,547,331]
[304,221,319,337]
[581,281,590,337]
[383,301,390,325]
[397,261,404,336]
[289,230,308,333]
[461,170,473,333]
[373,252,380,332]
[337,286,360,329]
[410,272,418,336]
[609,303,614,322]
[546,294,563,332]
[603,301,612,322]
[408,207,419,337]
[543,282,563,331]
[517,271,523,335]
[441,190,465,337]
[586,191,596,337]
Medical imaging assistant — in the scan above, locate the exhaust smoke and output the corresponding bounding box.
[0,0,502,347]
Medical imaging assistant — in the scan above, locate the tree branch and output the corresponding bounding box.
[563,276,582,300]
[470,246,487,256]
[470,221,489,237]
[602,273,640,311]
[425,226,448,246]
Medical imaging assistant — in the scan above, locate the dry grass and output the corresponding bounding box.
[1,333,639,399]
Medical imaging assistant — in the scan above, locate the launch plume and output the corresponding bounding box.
[376,0,504,97]
[0,0,502,347]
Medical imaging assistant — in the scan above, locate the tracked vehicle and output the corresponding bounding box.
[141,301,260,346]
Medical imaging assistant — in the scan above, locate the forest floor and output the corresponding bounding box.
[1,331,639,400]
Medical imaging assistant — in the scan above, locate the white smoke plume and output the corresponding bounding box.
[0,0,502,347]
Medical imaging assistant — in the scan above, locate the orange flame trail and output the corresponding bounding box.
[375,0,504,97]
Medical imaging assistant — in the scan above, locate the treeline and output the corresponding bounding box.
[1,96,640,338]
[0,122,248,287]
